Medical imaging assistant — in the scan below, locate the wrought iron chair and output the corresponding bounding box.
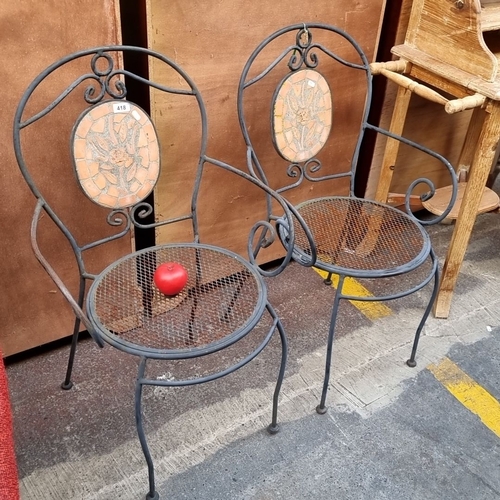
[238,24,458,414]
[13,46,296,500]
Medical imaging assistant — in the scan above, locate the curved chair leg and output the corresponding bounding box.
[266,303,288,435]
[61,318,81,390]
[407,250,439,368]
[317,274,345,415]
[61,278,86,390]
[135,357,159,500]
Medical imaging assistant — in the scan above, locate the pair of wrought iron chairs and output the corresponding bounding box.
[14,23,456,500]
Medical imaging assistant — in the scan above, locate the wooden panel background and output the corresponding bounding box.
[147,0,387,260]
[0,1,126,356]
[365,0,473,199]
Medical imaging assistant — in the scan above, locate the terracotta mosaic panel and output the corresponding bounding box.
[72,101,160,209]
[272,69,332,163]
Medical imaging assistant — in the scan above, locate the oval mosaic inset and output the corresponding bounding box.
[272,69,332,163]
[72,100,160,209]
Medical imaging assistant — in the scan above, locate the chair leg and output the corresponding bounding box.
[61,318,81,390]
[407,250,439,367]
[317,274,345,415]
[135,357,159,500]
[323,272,333,285]
[266,304,288,435]
[61,278,86,390]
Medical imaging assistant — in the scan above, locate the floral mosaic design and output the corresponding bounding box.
[72,101,160,209]
[272,69,332,163]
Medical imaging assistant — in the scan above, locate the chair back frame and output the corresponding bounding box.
[237,23,458,225]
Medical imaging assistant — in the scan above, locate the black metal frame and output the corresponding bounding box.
[238,23,458,413]
[14,46,296,500]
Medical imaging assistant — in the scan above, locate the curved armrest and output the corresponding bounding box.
[275,202,318,268]
[31,201,104,348]
[246,146,319,267]
[366,123,459,225]
[203,156,317,276]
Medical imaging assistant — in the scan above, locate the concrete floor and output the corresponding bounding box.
[5,212,500,499]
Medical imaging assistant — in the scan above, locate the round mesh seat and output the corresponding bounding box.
[294,197,430,278]
[87,244,267,359]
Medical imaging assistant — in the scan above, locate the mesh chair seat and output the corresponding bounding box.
[87,244,266,359]
[294,197,430,278]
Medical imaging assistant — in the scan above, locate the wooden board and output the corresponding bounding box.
[147,0,387,260]
[422,182,500,219]
[0,1,124,356]
[405,0,497,82]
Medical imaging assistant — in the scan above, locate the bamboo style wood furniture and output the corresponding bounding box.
[372,0,500,318]
[13,46,296,500]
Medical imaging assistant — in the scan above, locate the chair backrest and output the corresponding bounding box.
[237,23,457,222]
[14,46,207,244]
[13,46,295,341]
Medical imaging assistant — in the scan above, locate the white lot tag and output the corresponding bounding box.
[113,102,131,113]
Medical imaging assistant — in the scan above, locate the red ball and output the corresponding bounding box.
[153,262,188,296]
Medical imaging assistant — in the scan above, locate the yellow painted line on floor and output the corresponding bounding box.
[429,357,500,438]
[312,267,392,321]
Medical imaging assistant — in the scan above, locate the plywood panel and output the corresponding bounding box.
[0,1,124,356]
[147,0,386,259]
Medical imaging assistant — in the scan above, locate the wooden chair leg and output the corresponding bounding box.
[434,103,500,318]
[374,85,412,204]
